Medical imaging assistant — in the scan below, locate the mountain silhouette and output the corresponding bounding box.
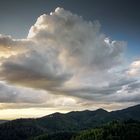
[0,104,140,140]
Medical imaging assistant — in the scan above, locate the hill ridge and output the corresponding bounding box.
[0,104,140,140]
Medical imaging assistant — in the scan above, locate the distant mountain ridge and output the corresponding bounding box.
[0,120,8,124]
[0,104,140,140]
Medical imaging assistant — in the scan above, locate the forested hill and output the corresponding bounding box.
[0,104,140,140]
[32,120,140,140]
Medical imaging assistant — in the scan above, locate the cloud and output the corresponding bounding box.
[50,77,140,103]
[0,50,71,89]
[108,81,140,103]
[0,34,31,58]
[0,7,139,111]
[0,82,82,110]
[28,7,126,71]
[127,60,140,77]
[0,8,125,90]
[0,82,47,104]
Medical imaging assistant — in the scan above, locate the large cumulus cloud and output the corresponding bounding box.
[0,8,126,89]
[28,7,125,71]
[0,7,139,111]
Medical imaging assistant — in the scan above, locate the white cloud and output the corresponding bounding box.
[127,60,140,77]
[0,8,126,90]
[0,7,139,111]
[28,8,126,71]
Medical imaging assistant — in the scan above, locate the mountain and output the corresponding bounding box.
[111,104,140,120]
[0,120,7,124]
[0,104,140,140]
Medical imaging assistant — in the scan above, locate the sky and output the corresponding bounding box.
[0,0,140,119]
